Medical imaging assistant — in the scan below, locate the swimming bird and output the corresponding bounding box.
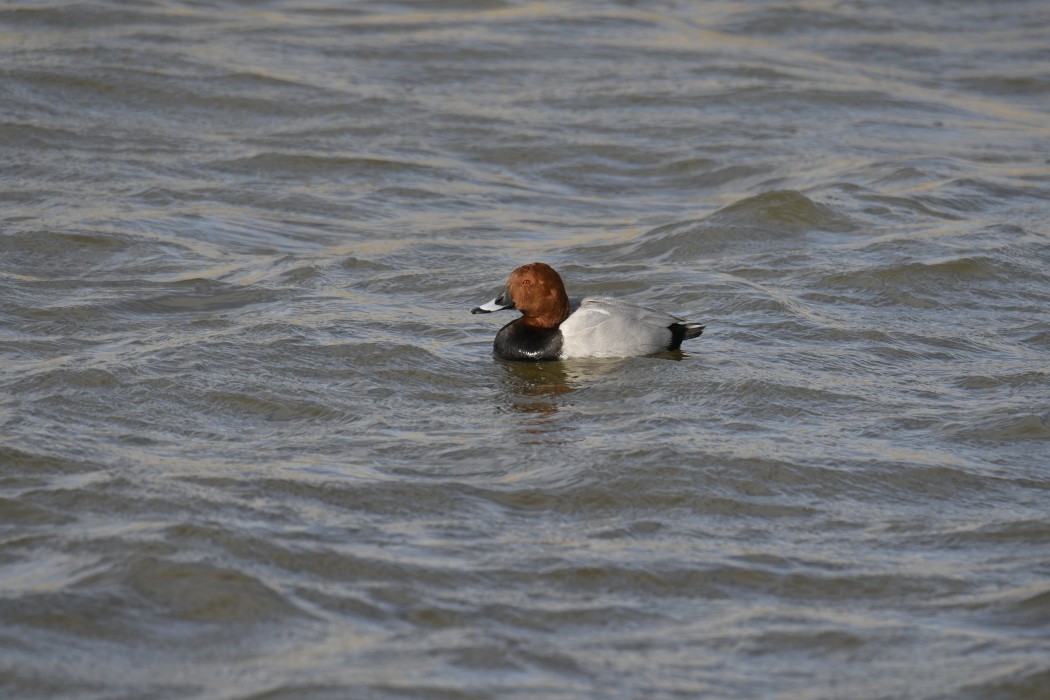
[472,262,704,360]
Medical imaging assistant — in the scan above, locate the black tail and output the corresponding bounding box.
[668,322,705,350]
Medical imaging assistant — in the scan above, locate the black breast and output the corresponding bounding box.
[494,320,563,361]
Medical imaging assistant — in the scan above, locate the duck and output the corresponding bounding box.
[471,262,704,361]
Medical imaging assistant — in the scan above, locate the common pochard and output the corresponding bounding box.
[472,262,704,360]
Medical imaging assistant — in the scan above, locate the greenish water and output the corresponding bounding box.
[2,1,1049,698]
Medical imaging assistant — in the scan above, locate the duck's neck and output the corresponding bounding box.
[520,294,570,330]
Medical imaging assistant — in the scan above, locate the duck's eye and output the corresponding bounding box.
[521,279,531,285]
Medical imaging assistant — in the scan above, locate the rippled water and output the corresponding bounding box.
[3,1,1050,698]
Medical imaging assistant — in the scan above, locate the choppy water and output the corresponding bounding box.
[3,1,1050,698]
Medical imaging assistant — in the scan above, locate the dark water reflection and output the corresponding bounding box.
[497,361,571,420]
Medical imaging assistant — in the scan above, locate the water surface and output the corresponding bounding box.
[2,1,1050,698]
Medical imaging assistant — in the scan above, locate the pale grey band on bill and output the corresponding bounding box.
[471,297,509,314]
